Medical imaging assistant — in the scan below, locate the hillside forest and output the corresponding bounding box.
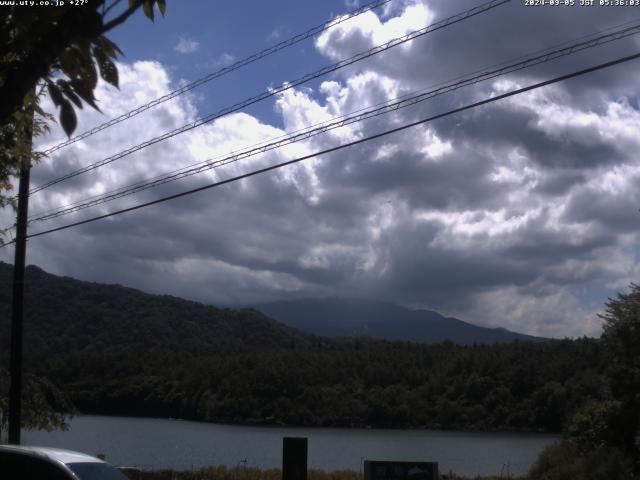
[0,263,639,478]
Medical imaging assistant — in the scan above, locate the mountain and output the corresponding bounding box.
[0,262,544,361]
[0,262,312,358]
[0,262,544,355]
[0,262,604,433]
[256,298,547,345]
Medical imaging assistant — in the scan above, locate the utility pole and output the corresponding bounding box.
[8,103,33,445]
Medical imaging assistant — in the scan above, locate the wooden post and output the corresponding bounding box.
[282,437,307,480]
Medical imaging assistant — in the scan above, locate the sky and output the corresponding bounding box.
[2,0,640,338]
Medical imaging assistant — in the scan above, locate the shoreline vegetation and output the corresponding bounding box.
[48,338,603,433]
[71,412,563,435]
[118,466,529,480]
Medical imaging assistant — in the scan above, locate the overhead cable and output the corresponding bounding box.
[2,51,634,246]
[42,0,395,156]
[26,21,640,224]
[30,0,511,195]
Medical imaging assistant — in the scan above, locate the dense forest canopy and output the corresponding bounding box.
[0,262,606,433]
[39,339,605,433]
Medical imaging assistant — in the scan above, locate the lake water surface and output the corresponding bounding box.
[24,415,558,476]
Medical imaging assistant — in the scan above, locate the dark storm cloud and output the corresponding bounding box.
[562,179,640,233]
[533,169,587,196]
[501,216,614,263]
[379,224,534,295]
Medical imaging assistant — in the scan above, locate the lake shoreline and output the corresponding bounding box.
[64,412,560,436]
[24,414,557,477]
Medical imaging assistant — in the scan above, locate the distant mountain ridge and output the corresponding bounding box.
[256,298,547,345]
[0,262,312,357]
[0,262,545,357]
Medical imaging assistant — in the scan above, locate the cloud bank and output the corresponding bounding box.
[2,1,639,338]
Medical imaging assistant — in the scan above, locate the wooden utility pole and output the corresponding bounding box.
[8,108,33,445]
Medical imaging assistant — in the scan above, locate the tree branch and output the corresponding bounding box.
[103,0,125,17]
[100,0,143,35]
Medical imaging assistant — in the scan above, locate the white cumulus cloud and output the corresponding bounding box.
[174,36,200,54]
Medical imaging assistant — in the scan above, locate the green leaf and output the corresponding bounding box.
[157,0,166,16]
[47,82,64,107]
[95,36,123,58]
[59,99,77,137]
[59,47,81,80]
[58,80,83,109]
[143,0,154,21]
[33,102,48,118]
[81,64,98,92]
[71,81,101,112]
[100,58,119,88]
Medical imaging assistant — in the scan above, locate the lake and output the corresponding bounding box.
[24,415,559,477]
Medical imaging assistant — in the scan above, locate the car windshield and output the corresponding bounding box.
[66,462,128,480]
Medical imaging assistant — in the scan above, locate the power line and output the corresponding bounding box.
[11,16,640,232]
[29,15,640,221]
[26,21,640,224]
[5,51,636,246]
[30,0,511,195]
[41,0,394,156]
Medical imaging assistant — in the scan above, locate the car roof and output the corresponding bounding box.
[0,445,105,464]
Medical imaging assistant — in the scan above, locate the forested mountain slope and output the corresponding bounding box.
[0,262,312,359]
[0,262,606,433]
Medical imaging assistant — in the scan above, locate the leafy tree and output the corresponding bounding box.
[0,0,167,212]
[0,0,168,429]
[0,88,51,211]
[600,284,640,470]
[0,0,166,133]
[530,284,640,480]
[530,440,635,480]
[0,367,75,443]
[567,399,621,453]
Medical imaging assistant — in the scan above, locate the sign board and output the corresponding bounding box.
[364,461,439,480]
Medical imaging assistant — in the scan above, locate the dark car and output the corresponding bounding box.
[0,445,129,480]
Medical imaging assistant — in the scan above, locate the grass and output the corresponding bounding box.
[119,466,530,480]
